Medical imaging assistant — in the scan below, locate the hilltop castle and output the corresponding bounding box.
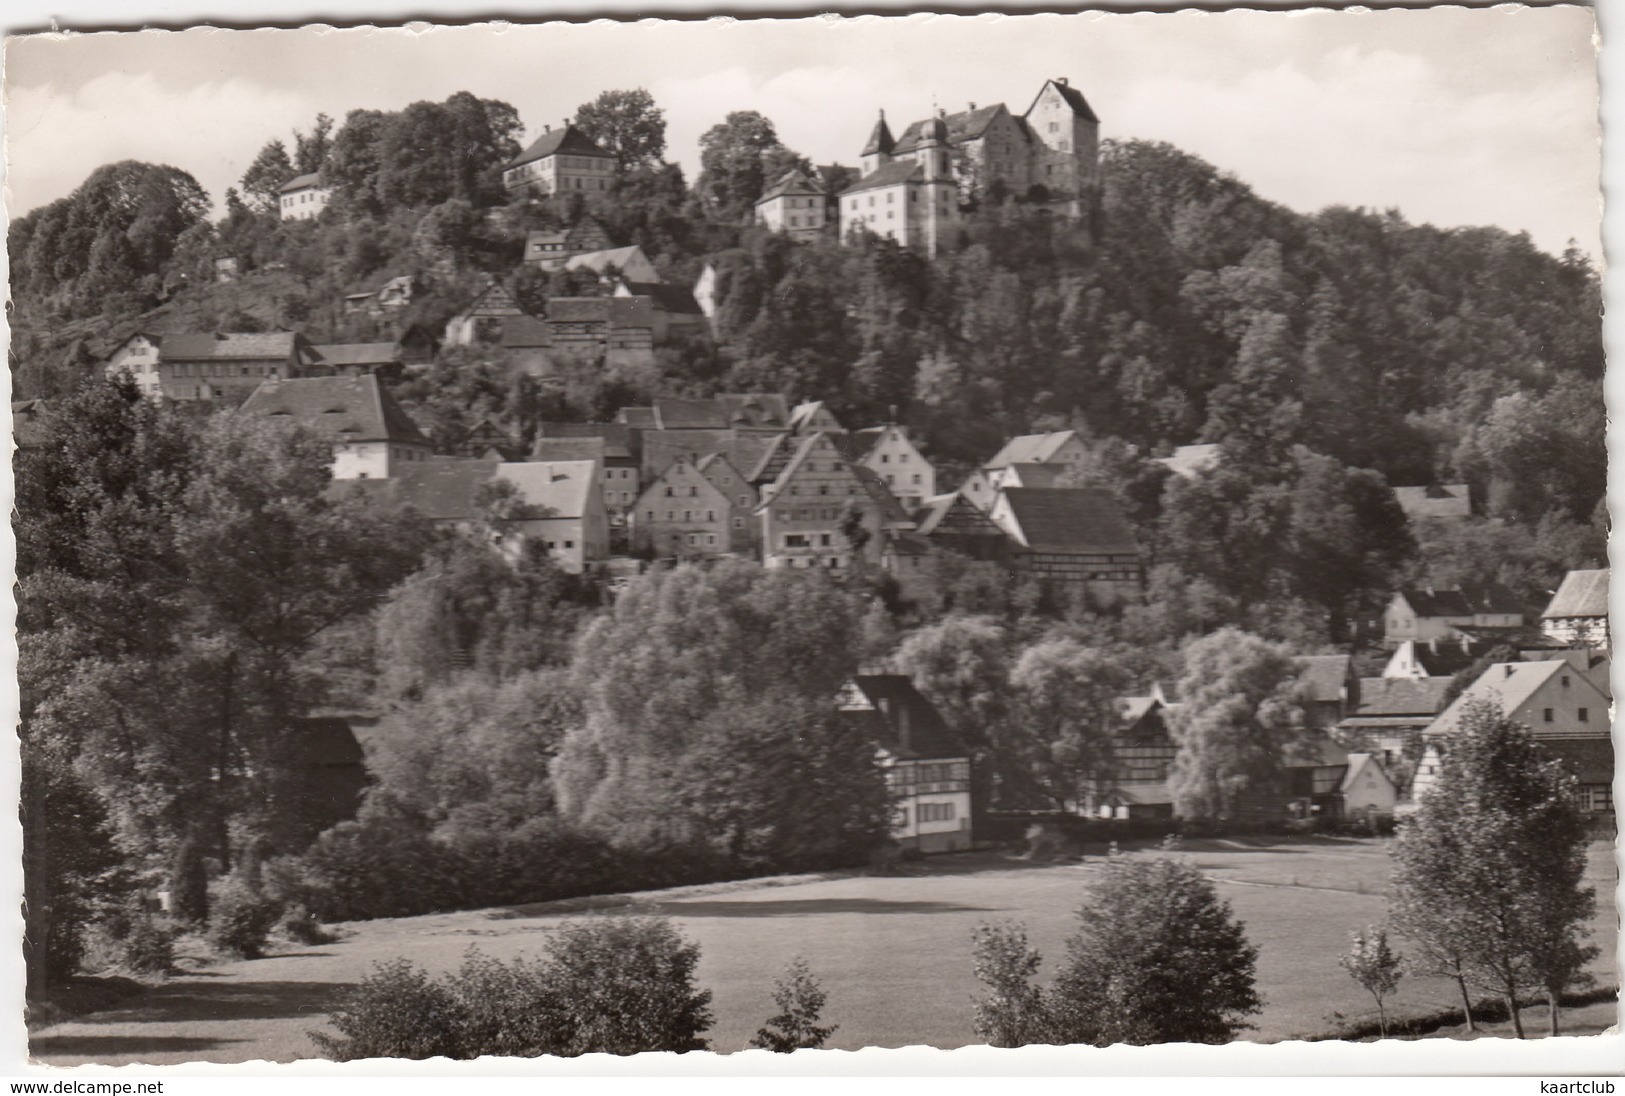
[836,77,1100,256]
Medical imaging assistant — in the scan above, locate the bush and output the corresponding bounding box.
[276,903,334,946]
[310,915,713,1061]
[206,880,281,959]
[119,915,179,974]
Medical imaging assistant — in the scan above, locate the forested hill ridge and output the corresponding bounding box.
[10,94,1604,556]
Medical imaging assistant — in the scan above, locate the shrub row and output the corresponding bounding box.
[267,815,753,923]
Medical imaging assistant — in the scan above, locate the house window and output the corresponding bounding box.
[1578,708,1589,722]
[564,540,574,549]
[1543,708,1554,722]
[706,510,716,522]
[733,517,744,529]
[738,495,749,506]
[912,474,922,485]
[1583,785,1613,812]
[820,534,832,547]
[707,534,717,546]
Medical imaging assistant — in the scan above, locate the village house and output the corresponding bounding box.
[310,341,406,380]
[102,332,165,398]
[343,275,418,316]
[443,282,526,347]
[630,454,742,560]
[957,468,1000,512]
[544,297,656,365]
[158,331,326,404]
[757,432,915,572]
[1288,753,1398,826]
[521,220,614,269]
[846,424,936,511]
[1392,484,1472,522]
[456,418,521,461]
[1089,694,1178,820]
[985,429,1091,476]
[1541,568,1610,649]
[988,486,1142,601]
[611,281,708,341]
[1295,654,1359,728]
[336,457,609,574]
[698,453,758,555]
[1380,638,1478,680]
[1412,658,1613,814]
[498,315,556,377]
[503,121,616,196]
[879,532,937,603]
[755,168,829,240]
[1381,583,1525,649]
[238,373,433,480]
[278,172,330,220]
[1335,676,1456,795]
[915,492,1019,564]
[836,676,973,853]
[531,435,641,513]
[566,245,662,286]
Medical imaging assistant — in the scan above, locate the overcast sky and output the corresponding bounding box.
[3,6,1601,259]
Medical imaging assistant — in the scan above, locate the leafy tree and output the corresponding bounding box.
[574,88,667,174]
[551,562,890,868]
[750,957,836,1052]
[1007,637,1133,809]
[241,139,296,213]
[1339,926,1405,1036]
[1166,628,1307,822]
[541,915,714,1055]
[970,853,1260,1047]
[1389,701,1597,1038]
[697,110,810,222]
[295,112,335,175]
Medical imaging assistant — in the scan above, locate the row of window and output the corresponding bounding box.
[648,509,719,523]
[775,508,846,522]
[916,802,958,824]
[1541,707,1590,723]
[170,362,281,378]
[911,762,969,784]
[784,533,835,549]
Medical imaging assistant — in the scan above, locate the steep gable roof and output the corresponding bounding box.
[507,124,614,170]
[1543,569,1609,619]
[529,437,609,464]
[985,430,1079,469]
[893,103,1010,154]
[1398,583,1523,619]
[998,487,1136,555]
[1156,443,1222,478]
[331,459,494,520]
[1428,659,1607,738]
[1022,78,1100,124]
[717,393,791,429]
[535,422,633,460]
[838,675,965,761]
[861,113,895,157]
[238,374,429,447]
[500,314,553,349]
[495,460,599,519]
[1003,462,1064,489]
[567,245,651,276]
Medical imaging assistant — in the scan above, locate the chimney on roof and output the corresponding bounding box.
[1503,664,1515,679]
[544,123,551,133]
[968,102,976,111]
[1057,77,1069,87]
[564,117,572,126]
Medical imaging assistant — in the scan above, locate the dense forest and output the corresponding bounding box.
[13,88,1607,984]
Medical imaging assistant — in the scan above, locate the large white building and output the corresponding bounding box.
[278,173,331,220]
[503,122,616,196]
[839,78,1101,255]
[238,374,433,480]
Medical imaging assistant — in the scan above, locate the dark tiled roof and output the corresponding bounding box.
[279,172,322,193]
[1295,655,1353,704]
[1400,583,1523,618]
[841,159,925,197]
[500,315,553,349]
[537,421,633,458]
[1535,737,1615,783]
[332,458,495,521]
[1352,677,1454,717]
[1543,569,1609,619]
[1001,487,1137,555]
[654,399,728,430]
[545,297,655,328]
[893,104,1008,153]
[718,393,790,428]
[530,437,608,464]
[852,464,913,525]
[841,675,966,761]
[861,114,895,157]
[758,169,824,204]
[1022,79,1100,124]
[311,342,400,368]
[622,283,703,315]
[162,332,305,362]
[507,124,614,170]
[239,375,429,446]
[618,407,659,429]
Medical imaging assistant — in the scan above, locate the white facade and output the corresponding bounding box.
[279,182,331,221]
[332,440,432,481]
[860,426,935,511]
[103,334,164,398]
[883,753,973,851]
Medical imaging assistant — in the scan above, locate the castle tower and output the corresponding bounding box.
[918,111,953,259]
[1022,76,1100,201]
[861,110,895,176]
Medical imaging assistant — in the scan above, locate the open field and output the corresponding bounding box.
[30,837,1618,1065]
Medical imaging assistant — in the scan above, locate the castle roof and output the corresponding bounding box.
[893,104,1012,154]
[861,113,895,157]
[757,169,824,204]
[1022,78,1100,124]
[840,159,926,197]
